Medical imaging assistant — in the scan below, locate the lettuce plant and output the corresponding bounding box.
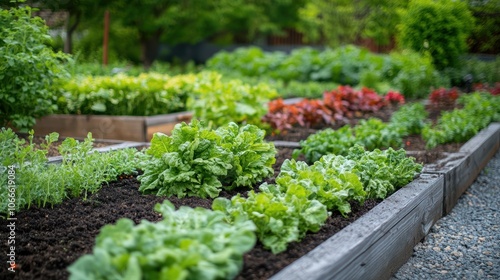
[68,200,256,280]
[138,120,276,198]
[213,183,328,254]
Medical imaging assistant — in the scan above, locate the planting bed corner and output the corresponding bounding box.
[272,122,500,280]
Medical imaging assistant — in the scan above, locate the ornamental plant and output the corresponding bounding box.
[68,200,256,280]
[138,120,276,198]
[0,6,70,130]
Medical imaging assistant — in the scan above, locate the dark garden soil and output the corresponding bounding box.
[0,147,381,280]
[1,102,466,279]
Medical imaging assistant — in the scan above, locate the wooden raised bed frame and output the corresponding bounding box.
[32,111,193,142]
[43,122,500,279]
[272,122,500,280]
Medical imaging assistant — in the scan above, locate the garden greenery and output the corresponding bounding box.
[0,129,138,215]
[0,6,69,130]
[68,200,256,280]
[397,0,474,70]
[138,120,276,198]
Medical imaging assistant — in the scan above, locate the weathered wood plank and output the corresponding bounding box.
[33,114,147,142]
[271,173,443,280]
[424,122,500,214]
[47,142,150,164]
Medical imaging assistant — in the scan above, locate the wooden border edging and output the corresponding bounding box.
[47,141,150,164]
[271,173,444,280]
[423,122,500,214]
[272,122,500,280]
[33,112,193,142]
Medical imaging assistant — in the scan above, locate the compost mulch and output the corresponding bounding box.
[1,103,464,279]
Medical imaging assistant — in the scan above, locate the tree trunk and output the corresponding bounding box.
[140,31,162,69]
[64,12,80,54]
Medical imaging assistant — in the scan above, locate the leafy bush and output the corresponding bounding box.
[69,200,256,280]
[0,129,138,215]
[397,0,474,70]
[138,120,276,198]
[0,6,69,130]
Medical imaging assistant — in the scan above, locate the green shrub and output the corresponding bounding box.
[0,6,69,130]
[397,0,474,70]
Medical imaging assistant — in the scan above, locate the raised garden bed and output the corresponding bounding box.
[32,111,193,142]
[31,98,304,142]
[1,122,498,280]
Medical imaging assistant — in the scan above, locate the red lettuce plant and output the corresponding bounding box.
[473,83,500,96]
[429,87,460,107]
[385,90,405,105]
[263,86,387,132]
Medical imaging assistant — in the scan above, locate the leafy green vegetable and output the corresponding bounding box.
[216,123,276,189]
[187,72,277,128]
[213,184,328,254]
[138,120,233,198]
[276,158,365,216]
[68,200,256,280]
[422,93,500,149]
[138,120,276,198]
[0,129,139,215]
[341,145,423,199]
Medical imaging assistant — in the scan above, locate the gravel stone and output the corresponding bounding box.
[392,150,500,280]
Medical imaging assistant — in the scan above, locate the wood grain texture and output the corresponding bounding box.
[271,173,444,280]
[424,122,500,214]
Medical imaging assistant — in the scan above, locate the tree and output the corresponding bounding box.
[397,0,474,70]
[297,0,406,49]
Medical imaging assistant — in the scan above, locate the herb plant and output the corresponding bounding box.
[0,129,139,215]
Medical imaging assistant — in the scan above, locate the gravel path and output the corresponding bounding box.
[392,150,500,280]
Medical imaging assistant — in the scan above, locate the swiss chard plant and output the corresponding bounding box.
[138,120,276,198]
[68,200,256,280]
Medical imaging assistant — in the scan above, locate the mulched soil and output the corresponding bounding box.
[1,102,466,279]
